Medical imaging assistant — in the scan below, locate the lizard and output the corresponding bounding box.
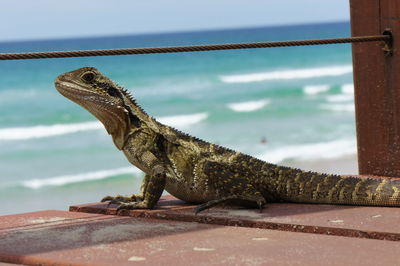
[55,67,400,213]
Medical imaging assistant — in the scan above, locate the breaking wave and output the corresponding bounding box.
[157,112,208,128]
[303,85,330,95]
[258,139,356,164]
[0,112,208,141]
[326,94,354,102]
[341,83,354,94]
[227,99,270,112]
[0,121,103,141]
[21,167,139,189]
[219,65,353,84]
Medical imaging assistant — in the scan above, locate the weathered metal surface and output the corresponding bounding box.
[70,195,400,241]
[351,0,400,176]
[0,210,106,231]
[1,209,400,266]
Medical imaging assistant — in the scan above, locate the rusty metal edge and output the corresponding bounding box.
[69,205,400,242]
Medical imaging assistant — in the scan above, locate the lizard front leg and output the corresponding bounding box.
[114,151,167,210]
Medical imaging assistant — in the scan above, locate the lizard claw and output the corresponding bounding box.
[194,206,204,215]
[194,199,222,214]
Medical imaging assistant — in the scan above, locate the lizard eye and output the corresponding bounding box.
[81,72,95,82]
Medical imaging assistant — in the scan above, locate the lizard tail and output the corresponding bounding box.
[273,168,400,206]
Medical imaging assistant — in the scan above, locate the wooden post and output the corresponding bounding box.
[350,0,400,177]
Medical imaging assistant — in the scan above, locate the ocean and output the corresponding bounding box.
[0,21,357,215]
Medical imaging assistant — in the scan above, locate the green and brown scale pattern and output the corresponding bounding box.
[55,67,400,212]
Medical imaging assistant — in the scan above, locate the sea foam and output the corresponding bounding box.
[22,167,139,189]
[0,112,208,141]
[303,85,330,95]
[341,83,354,94]
[219,65,353,84]
[324,83,354,103]
[258,139,356,164]
[326,94,354,102]
[227,99,270,112]
[0,121,103,141]
[157,112,208,127]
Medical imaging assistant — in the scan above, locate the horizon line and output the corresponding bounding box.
[0,20,349,45]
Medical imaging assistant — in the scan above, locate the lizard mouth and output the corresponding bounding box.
[55,79,130,139]
[56,80,98,101]
[55,80,117,107]
[55,79,124,114]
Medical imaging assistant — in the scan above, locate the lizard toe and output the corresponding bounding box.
[101,195,114,202]
[101,195,135,203]
[116,201,152,211]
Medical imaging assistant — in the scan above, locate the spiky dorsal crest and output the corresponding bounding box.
[117,86,235,152]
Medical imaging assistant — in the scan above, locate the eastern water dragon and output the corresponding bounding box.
[55,67,400,213]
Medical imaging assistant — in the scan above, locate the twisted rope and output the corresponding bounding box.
[0,35,390,60]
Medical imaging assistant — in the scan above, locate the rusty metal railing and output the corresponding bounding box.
[0,35,391,60]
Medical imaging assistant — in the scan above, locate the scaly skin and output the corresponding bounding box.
[55,67,400,213]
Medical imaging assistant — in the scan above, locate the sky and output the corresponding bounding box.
[0,0,350,42]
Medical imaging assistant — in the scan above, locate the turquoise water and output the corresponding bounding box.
[0,22,356,214]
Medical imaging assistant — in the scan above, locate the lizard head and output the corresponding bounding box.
[55,67,137,150]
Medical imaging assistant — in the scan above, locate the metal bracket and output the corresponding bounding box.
[382,29,393,56]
